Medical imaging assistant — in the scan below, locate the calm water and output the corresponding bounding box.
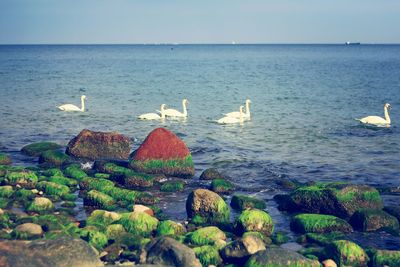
[1,44,400,248]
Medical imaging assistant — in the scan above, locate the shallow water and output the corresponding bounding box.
[1,44,400,248]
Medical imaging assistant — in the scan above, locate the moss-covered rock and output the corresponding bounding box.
[193,245,223,267]
[63,165,88,181]
[290,213,353,234]
[186,189,230,225]
[41,168,64,177]
[37,181,70,197]
[0,197,9,209]
[243,231,272,245]
[0,186,14,198]
[123,170,161,188]
[349,209,399,232]
[160,180,185,192]
[48,176,78,187]
[119,211,159,237]
[371,249,400,267]
[80,227,109,250]
[105,224,126,240]
[303,232,346,246]
[15,188,35,201]
[0,153,11,165]
[5,170,38,186]
[211,178,235,194]
[187,226,226,246]
[200,168,225,180]
[129,128,195,178]
[235,209,274,236]
[27,197,54,212]
[80,177,114,191]
[21,142,62,157]
[14,222,43,239]
[94,173,110,179]
[271,231,290,245]
[83,190,116,211]
[156,220,186,236]
[231,194,266,210]
[38,150,70,167]
[86,209,121,230]
[326,240,369,267]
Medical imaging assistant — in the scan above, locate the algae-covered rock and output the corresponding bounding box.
[86,209,121,230]
[83,190,116,211]
[38,150,70,167]
[106,224,126,240]
[371,249,400,267]
[231,194,266,210]
[384,205,400,223]
[5,170,38,186]
[186,188,230,225]
[235,209,274,236]
[120,211,159,237]
[193,245,223,267]
[0,186,14,198]
[187,226,226,246]
[87,230,109,250]
[160,180,185,192]
[271,231,290,245]
[66,129,132,160]
[304,232,346,246]
[37,181,70,197]
[156,220,186,236]
[349,209,399,232]
[14,222,43,239]
[129,128,195,178]
[277,182,383,219]
[21,142,62,157]
[326,240,369,267]
[200,168,225,180]
[211,178,235,194]
[123,170,161,188]
[0,153,11,165]
[63,165,88,181]
[245,247,321,267]
[27,197,54,212]
[291,213,353,234]
[221,234,266,262]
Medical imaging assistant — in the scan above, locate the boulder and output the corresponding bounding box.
[38,150,71,167]
[66,129,132,160]
[27,197,54,212]
[187,226,226,247]
[199,168,225,180]
[245,247,320,267]
[290,214,353,234]
[120,211,159,237]
[0,236,103,267]
[235,209,274,236]
[14,223,43,239]
[221,234,266,262]
[186,189,230,225]
[231,194,266,210]
[141,236,201,267]
[129,128,194,178]
[349,209,399,232]
[133,204,155,216]
[21,142,62,157]
[0,153,11,165]
[326,240,369,267]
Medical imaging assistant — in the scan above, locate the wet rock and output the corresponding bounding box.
[276,182,383,219]
[26,197,54,213]
[271,231,290,245]
[120,211,159,237]
[326,240,369,267]
[133,204,154,216]
[66,129,132,160]
[384,205,400,222]
[5,170,38,186]
[187,226,226,246]
[156,220,186,236]
[83,190,117,211]
[290,213,353,234]
[0,153,11,165]
[123,171,162,189]
[0,236,103,267]
[231,194,266,210]
[141,236,201,267]
[160,180,185,192]
[37,181,70,197]
[186,189,230,225]
[193,245,222,267]
[86,210,121,230]
[220,234,266,262]
[199,168,225,180]
[129,128,194,178]
[349,209,399,232]
[210,178,235,194]
[234,209,274,236]
[63,164,88,181]
[21,142,62,157]
[14,223,43,239]
[371,249,400,267]
[245,247,320,267]
[39,150,71,167]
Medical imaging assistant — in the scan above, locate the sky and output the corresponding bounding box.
[0,0,399,44]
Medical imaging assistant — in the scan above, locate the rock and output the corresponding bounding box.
[21,142,62,157]
[129,128,194,178]
[231,194,266,210]
[120,211,159,237]
[133,204,154,216]
[141,236,201,267]
[83,190,117,211]
[187,226,226,246]
[0,186,14,198]
[234,209,274,236]
[63,165,88,181]
[326,240,369,267]
[105,224,126,240]
[245,247,320,267]
[221,234,266,262]
[5,170,38,186]
[86,210,121,229]
[186,189,230,225]
[349,209,399,232]
[0,153,11,165]
[123,171,162,189]
[14,223,43,239]
[322,259,337,267]
[160,180,185,192]
[27,197,54,212]
[38,150,71,167]
[304,232,346,246]
[276,182,383,219]
[371,249,400,267]
[290,213,353,234]
[0,236,103,267]
[37,181,70,197]
[200,168,225,180]
[66,129,132,160]
[210,178,235,194]
[384,205,400,222]
[156,220,186,236]
[271,231,290,245]
[193,245,222,266]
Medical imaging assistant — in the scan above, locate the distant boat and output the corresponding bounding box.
[231,41,236,45]
[345,42,361,45]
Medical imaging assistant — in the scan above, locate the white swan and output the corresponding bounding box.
[217,106,245,124]
[225,99,251,119]
[58,95,86,112]
[138,104,167,120]
[163,99,188,117]
[357,103,392,126]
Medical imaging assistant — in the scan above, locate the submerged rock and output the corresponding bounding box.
[21,142,62,157]
[199,168,225,180]
[290,213,353,234]
[231,194,266,210]
[210,178,235,194]
[235,209,274,236]
[66,129,132,160]
[349,209,399,232]
[326,240,369,267]
[129,128,194,178]
[160,180,185,192]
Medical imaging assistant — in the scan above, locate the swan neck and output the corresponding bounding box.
[245,101,250,116]
[182,101,187,116]
[384,106,391,124]
[81,97,85,112]
[160,105,165,118]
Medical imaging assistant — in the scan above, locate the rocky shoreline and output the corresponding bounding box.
[0,127,399,267]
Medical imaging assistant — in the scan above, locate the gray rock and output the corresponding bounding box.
[14,223,43,238]
[221,234,266,262]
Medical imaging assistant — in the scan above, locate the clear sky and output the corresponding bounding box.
[1,0,399,44]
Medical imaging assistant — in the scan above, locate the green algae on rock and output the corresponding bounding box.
[129,127,195,178]
[86,209,121,230]
[193,245,223,267]
[27,197,54,212]
[37,181,70,197]
[290,213,353,234]
[327,240,369,267]
[84,190,117,211]
[38,150,71,167]
[123,170,161,188]
[5,170,38,186]
[349,209,400,232]
[105,224,126,240]
[21,142,62,157]
[235,209,274,236]
[156,220,186,236]
[0,153,12,165]
[187,226,226,246]
[63,165,88,181]
[200,168,226,180]
[371,249,400,267]
[160,180,185,192]
[120,211,159,237]
[210,178,235,194]
[0,185,14,198]
[231,194,266,210]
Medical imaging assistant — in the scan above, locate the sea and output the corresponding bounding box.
[0,44,399,248]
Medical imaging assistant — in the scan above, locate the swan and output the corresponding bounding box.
[163,99,189,117]
[224,99,251,119]
[58,95,86,112]
[138,104,167,120]
[217,106,245,124]
[357,103,392,126]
